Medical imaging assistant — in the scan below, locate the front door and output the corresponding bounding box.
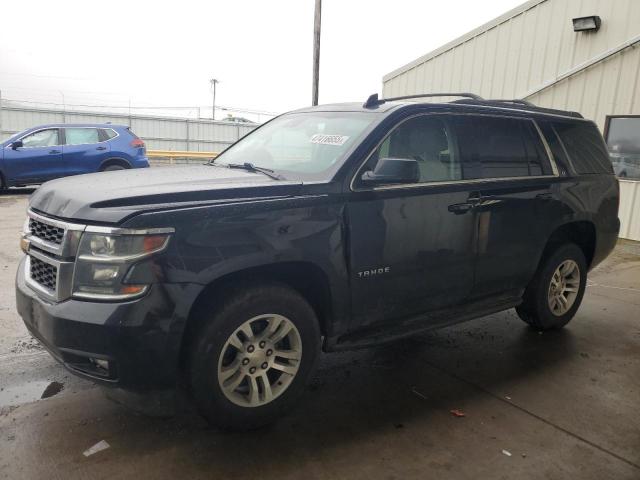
[347,114,478,328]
[4,128,63,184]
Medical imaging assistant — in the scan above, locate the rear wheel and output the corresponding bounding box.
[516,243,587,330]
[189,283,321,430]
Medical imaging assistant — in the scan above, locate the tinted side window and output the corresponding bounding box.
[553,121,612,174]
[65,128,100,145]
[538,121,571,176]
[365,115,462,184]
[472,117,547,178]
[521,121,551,176]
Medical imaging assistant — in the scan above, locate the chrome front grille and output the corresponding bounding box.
[29,256,58,291]
[24,210,84,302]
[29,218,64,245]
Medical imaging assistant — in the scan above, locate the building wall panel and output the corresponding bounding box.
[383,0,640,130]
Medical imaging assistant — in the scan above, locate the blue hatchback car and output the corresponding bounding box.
[0,124,149,189]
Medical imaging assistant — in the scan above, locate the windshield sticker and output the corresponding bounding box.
[310,134,349,146]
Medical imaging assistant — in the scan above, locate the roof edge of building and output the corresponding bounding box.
[382,0,547,83]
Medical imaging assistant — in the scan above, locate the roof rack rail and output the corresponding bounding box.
[363,92,483,108]
[450,98,584,118]
[488,99,535,107]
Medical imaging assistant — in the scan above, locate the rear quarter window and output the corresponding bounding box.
[553,121,612,174]
[100,129,118,140]
[538,121,571,176]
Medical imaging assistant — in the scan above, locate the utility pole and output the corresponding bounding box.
[312,0,322,106]
[210,78,219,120]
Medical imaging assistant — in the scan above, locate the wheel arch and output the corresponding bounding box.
[179,261,333,368]
[99,157,132,171]
[540,221,596,269]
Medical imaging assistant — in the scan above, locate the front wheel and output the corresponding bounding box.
[516,243,587,330]
[189,283,321,430]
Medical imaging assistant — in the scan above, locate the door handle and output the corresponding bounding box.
[448,202,475,215]
[96,146,107,151]
[448,196,481,215]
[535,192,553,201]
[49,150,61,154]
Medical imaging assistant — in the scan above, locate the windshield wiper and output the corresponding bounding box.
[226,162,286,180]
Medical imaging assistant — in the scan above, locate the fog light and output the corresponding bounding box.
[89,358,110,373]
[94,359,109,370]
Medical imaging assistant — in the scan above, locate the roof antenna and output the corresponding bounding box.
[363,93,381,108]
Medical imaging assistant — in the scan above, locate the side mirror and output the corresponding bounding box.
[11,140,23,150]
[361,157,419,185]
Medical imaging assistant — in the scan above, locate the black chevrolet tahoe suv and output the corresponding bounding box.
[16,93,620,429]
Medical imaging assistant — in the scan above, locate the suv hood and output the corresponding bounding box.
[29,165,304,224]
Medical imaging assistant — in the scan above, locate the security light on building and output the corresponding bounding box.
[572,15,601,32]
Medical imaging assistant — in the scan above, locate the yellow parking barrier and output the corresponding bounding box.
[147,150,219,159]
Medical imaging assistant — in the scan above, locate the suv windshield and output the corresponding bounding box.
[214,111,379,180]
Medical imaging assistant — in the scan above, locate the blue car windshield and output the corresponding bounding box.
[214,111,380,180]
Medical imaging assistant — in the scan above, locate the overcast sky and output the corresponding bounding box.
[0,0,524,119]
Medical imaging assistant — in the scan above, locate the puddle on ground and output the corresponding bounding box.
[0,381,64,408]
[41,381,64,399]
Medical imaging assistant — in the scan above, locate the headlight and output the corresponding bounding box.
[72,230,172,300]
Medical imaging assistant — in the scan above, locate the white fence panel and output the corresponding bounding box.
[0,106,258,153]
[619,180,640,241]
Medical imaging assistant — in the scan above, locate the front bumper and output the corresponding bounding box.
[15,257,184,391]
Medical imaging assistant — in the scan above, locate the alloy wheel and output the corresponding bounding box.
[548,259,581,316]
[217,314,302,407]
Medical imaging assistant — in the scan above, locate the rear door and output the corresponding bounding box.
[62,127,110,176]
[3,128,63,183]
[466,115,560,300]
[347,114,478,329]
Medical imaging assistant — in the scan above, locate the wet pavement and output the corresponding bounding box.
[0,191,639,479]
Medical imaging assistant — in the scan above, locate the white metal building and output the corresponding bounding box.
[382,0,640,240]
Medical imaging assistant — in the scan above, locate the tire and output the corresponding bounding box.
[516,243,587,330]
[188,282,321,430]
[102,165,126,171]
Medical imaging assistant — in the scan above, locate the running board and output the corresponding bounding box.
[329,297,522,351]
